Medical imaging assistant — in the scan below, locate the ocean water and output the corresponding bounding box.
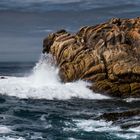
[0,0,140,140]
[0,54,139,140]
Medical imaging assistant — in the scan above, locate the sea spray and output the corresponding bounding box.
[30,54,59,87]
[0,54,109,100]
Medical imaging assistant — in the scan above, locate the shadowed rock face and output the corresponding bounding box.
[43,17,140,97]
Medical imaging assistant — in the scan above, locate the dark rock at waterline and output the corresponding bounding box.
[99,109,140,129]
[99,109,140,122]
[0,76,6,79]
[43,17,140,98]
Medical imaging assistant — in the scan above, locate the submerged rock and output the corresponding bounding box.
[43,17,140,97]
[0,76,6,79]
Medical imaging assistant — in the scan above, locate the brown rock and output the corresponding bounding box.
[43,17,140,97]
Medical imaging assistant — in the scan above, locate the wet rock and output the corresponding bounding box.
[99,109,140,129]
[99,109,140,122]
[43,17,140,97]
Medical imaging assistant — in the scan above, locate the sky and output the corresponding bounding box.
[0,0,140,62]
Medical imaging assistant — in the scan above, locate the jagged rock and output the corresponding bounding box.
[43,17,140,97]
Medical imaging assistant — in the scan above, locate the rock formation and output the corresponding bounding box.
[43,17,140,98]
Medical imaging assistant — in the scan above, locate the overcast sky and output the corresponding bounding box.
[0,0,140,62]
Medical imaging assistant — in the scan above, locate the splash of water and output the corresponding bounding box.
[0,54,109,100]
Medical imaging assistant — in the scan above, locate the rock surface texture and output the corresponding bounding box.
[43,17,140,97]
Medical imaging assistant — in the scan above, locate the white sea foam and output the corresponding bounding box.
[74,119,121,132]
[0,125,12,134]
[115,133,138,139]
[128,126,140,133]
[73,119,139,139]
[0,54,109,100]
[0,136,25,140]
[124,98,140,103]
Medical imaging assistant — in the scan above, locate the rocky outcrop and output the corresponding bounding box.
[43,17,140,97]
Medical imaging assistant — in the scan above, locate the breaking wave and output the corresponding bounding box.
[0,125,12,134]
[73,119,140,140]
[0,54,109,100]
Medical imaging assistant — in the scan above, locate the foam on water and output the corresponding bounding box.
[128,126,140,133]
[0,54,109,100]
[0,125,12,134]
[73,119,140,139]
[74,119,120,132]
[0,136,25,140]
[115,133,138,140]
[124,98,140,103]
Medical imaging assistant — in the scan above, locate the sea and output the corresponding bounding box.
[0,0,140,140]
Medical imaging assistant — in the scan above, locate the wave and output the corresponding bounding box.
[0,54,109,100]
[0,136,25,140]
[72,119,140,139]
[0,125,12,134]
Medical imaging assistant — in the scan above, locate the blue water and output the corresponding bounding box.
[0,94,139,140]
[0,57,139,140]
[0,0,140,139]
